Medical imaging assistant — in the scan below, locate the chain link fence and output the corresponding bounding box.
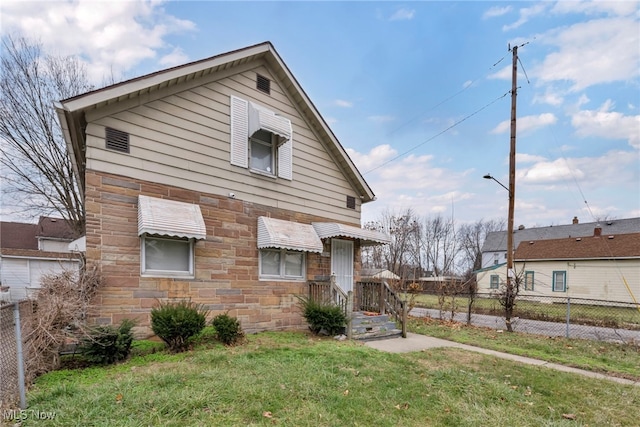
[1,300,35,410]
[409,293,640,343]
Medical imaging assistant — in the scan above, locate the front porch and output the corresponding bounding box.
[308,277,407,340]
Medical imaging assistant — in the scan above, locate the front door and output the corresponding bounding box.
[331,239,354,293]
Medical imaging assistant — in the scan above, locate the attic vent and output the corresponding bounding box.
[105,127,130,153]
[346,195,356,210]
[256,74,271,94]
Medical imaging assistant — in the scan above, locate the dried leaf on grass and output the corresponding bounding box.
[562,413,577,420]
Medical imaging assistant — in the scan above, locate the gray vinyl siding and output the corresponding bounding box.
[84,63,361,223]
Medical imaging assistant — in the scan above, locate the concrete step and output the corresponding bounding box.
[351,312,402,341]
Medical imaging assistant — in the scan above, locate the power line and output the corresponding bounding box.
[364,90,510,175]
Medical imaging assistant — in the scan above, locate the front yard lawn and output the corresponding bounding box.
[20,331,640,426]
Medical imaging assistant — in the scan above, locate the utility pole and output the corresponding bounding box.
[505,45,518,332]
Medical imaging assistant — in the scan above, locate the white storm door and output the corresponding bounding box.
[331,239,354,293]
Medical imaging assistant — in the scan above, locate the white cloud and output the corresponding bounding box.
[571,101,640,148]
[1,0,196,83]
[503,3,547,31]
[491,113,557,134]
[483,6,512,19]
[517,153,547,164]
[462,80,473,89]
[334,99,353,108]
[518,149,637,187]
[532,88,564,106]
[368,115,395,123]
[551,0,639,17]
[389,8,415,21]
[534,17,640,91]
[159,47,189,67]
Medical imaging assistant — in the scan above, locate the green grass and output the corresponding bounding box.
[408,316,640,380]
[406,293,640,329]
[17,332,640,426]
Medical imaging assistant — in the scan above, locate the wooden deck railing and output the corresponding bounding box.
[308,275,354,338]
[308,277,407,339]
[355,280,407,338]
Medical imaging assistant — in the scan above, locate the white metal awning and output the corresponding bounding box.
[257,217,323,253]
[312,222,391,246]
[138,195,206,240]
[248,102,291,145]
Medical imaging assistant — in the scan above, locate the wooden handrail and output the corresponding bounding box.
[308,275,353,338]
[355,280,407,338]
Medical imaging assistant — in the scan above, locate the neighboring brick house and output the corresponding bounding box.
[55,42,389,334]
[477,228,640,304]
[1,217,81,302]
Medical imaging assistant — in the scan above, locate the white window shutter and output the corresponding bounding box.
[230,95,248,168]
[278,122,293,180]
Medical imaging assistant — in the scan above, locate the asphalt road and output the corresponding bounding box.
[410,307,640,344]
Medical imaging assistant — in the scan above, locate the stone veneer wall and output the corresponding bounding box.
[85,170,361,336]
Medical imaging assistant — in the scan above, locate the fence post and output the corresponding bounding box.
[13,302,27,409]
[565,297,571,339]
[346,291,353,339]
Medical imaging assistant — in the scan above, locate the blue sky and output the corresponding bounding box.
[2,0,639,227]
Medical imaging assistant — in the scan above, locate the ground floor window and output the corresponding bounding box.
[259,248,305,280]
[490,274,500,289]
[524,271,534,291]
[141,235,194,277]
[552,271,566,292]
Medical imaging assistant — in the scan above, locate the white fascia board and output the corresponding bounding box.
[60,44,271,113]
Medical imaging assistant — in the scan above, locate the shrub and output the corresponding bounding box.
[297,296,347,336]
[151,300,208,352]
[211,313,244,346]
[78,319,135,364]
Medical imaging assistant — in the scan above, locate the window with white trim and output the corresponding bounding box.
[141,235,194,277]
[489,274,500,289]
[259,248,305,280]
[524,271,534,291]
[230,95,293,180]
[493,253,499,265]
[552,271,566,292]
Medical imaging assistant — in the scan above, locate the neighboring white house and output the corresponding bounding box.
[480,216,640,269]
[477,228,640,305]
[0,217,81,302]
[361,268,400,281]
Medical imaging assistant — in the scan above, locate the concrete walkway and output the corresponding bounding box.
[364,333,639,387]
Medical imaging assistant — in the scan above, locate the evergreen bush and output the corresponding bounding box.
[211,313,244,345]
[297,296,347,336]
[151,300,208,352]
[78,319,135,364]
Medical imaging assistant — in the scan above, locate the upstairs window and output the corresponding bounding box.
[230,95,293,180]
[250,129,276,174]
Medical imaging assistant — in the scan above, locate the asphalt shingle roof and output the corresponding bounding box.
[482,217,640,253]
[514,232,640,260]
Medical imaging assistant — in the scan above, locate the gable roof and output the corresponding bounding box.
[1,222,38,250]
[1,217,75,250]
[514,232,640,261]
[36,216,75,241]
[55,41,375,203]
[482,217,640,253]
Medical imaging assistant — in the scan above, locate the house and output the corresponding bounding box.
[477,227,640,304]
[0,217,81,302]
[55,42,390,335]
[480,216,640,269]
[360,269,400,281]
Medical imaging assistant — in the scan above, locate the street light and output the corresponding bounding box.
[483,171,516,331]
[483,174,510,193]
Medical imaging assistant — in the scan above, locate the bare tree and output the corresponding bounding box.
[420,214,458,277]
[0,35,93,236]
